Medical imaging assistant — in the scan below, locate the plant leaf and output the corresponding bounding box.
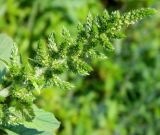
[4,105,60,135]
[0,33,13,82]
[24,105,60,135]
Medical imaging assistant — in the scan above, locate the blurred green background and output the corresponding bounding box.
[0,0,160,135]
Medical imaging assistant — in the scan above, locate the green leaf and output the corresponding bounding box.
[0,34,14,82]
[4,106,60,135]
[24,105,60,134]
[4,124,43,135]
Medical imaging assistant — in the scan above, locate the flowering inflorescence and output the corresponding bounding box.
[0,8,156,125]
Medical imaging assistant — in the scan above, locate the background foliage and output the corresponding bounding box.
[0,0,159,135]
